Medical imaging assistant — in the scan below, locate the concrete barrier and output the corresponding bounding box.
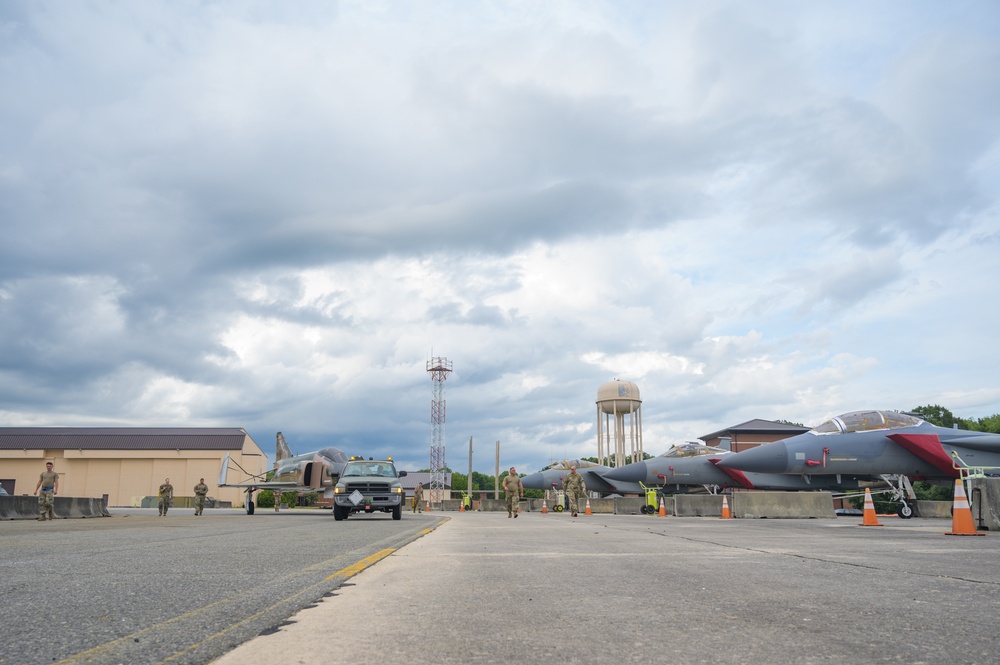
[914,500,952,519]
[675,495,723,517]
[0,496,110,520]
[970,477,1000,531]
[613,497,646,515]
[732,492,836,518]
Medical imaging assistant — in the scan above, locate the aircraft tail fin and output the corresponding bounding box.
[276,432,292,462]
[218,452,231,486]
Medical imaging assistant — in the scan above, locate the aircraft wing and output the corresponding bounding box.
[887,433,960,477]
[217,452,301,490]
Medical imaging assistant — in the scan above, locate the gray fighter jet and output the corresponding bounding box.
[219,432,350,514]
[521,459,644,496]
[603,442,877,493]
[716,409,1000,516]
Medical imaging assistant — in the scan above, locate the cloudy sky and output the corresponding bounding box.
[2,1,998,474]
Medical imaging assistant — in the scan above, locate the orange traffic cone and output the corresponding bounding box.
[658,495,667,517]
[541,498,548,514]
[858,488,882,526]
[459,500,465,512]
[425,501,431,512]
[945,479,985,536]
[721,495,731,519]
[585,498,592,515]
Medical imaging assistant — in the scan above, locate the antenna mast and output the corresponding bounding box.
[427,356,453,507]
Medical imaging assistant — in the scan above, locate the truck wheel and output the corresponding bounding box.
[333,505,347,521]
[392,504,402,520]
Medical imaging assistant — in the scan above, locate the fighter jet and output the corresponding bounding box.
[603,442,878,493]
[716,409,1000,516]
[219,432,350,514]
[521,459,645,496]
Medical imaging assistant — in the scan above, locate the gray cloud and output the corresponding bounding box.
[1,2,998,473]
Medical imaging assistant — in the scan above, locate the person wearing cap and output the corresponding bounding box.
[158,478,174,516]
[34,461,59,521]
[413,482,424,513]
[193,478,209,516]
[501,467,524,518]
[563,465,587,517]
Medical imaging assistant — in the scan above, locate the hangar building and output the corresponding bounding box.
[0,427,267,507]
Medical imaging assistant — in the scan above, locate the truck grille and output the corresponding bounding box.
[345,482,391,493]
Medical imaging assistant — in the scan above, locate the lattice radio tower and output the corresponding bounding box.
[427,356,453,506]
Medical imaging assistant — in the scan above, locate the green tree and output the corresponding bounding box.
[911,405,956,428]
[974,414,1000,434]
[256,489,275,508]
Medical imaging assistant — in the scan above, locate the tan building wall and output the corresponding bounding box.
[0,437,267,507]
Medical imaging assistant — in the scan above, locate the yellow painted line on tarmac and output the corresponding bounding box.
[51,548,397,665]
[324,547,395,581]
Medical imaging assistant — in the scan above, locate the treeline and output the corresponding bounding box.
[910,404,1000,433]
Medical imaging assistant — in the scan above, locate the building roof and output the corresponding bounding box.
[0,428,250,451]
[699,419,809,442]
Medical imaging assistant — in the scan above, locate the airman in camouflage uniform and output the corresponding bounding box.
[413,482,424,513]
[193,478,209,516]
[563,465,587,517]
[502,467,523,518]
[34,461,59,521]
[158,478,174,516]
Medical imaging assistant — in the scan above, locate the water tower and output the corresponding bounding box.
[596,379,643,468]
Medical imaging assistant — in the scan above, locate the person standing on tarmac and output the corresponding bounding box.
[413,482,424,513]
[158,478,174,516]
[563,465,587,517]
[34,461,59,521]
[193,478,209,516]
[502,467,524,518]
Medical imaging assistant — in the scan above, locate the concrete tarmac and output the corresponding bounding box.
[211,511,999,665]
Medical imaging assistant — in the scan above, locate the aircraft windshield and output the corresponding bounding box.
[341,461,396,477]
[811,410,923,434]
[658,442,729,458]
[545,459,601,470]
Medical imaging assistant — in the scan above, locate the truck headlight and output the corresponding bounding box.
[393,486,403,494]
[333,486,344,495]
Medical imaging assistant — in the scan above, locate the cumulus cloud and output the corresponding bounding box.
[1,1,998,473]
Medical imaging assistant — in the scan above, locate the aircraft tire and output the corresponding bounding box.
[897,504,914,519]
[246,501,255,515]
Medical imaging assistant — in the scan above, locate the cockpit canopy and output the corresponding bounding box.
[545,459,601,470]
[810,410,923,435]
[657,442,729,458]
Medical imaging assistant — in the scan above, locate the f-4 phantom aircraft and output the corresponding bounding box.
[603,441,880,494]
[520,459,645,496]
[219,432,350,514]
[716,409,1000,517]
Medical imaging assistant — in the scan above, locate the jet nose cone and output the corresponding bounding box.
[603,461,647,483]
[520,472,545,490]
[716,442,789,473]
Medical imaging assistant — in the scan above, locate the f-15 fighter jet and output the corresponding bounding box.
[716,409,1000,516]
[603,441,877,493]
